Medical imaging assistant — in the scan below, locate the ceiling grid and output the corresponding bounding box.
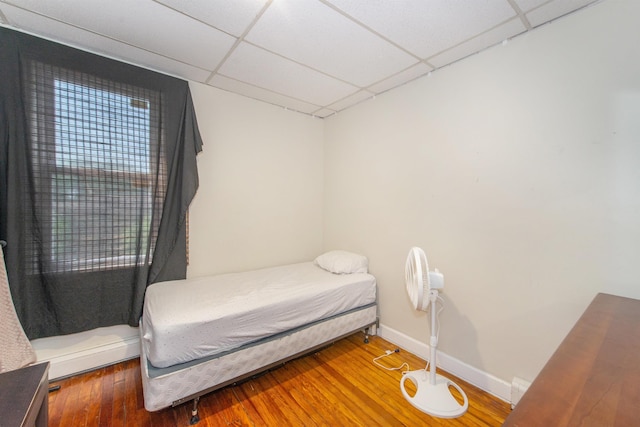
[0,0,600,118]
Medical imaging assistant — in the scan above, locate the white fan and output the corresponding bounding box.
[400,247,468,418]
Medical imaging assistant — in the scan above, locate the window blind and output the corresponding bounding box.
[26,62,166,274]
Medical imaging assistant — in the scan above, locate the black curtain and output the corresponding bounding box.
[0,27,203,339]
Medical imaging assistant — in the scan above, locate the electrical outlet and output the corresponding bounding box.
[510,377,531,408]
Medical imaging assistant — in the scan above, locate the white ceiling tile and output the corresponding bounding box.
[326,0,518,59]
[1,4,212,82]
[526,0,598,28]
[429,18,527,68]
[218,42,359,107]
[0,0,604,116]
[245,0,418,87]
[326,89,375,112]
[4,0,236,70]
[152,0,267,37]
[367,63,432,94]
[209,74,321,114]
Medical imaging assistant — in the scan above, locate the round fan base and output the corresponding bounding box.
[400,370,468,419]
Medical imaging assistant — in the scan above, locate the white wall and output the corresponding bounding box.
[323,0,640,384]
[188,83,325,277]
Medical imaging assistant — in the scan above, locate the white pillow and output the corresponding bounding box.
[314,250,369,274]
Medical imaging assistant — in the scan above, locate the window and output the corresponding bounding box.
[27,63,166,273]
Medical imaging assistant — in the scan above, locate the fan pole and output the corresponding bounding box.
[429,290,438,386]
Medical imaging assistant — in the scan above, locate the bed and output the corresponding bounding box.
[139,251,377,423]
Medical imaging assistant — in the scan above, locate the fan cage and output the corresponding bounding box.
[406,247,430,312]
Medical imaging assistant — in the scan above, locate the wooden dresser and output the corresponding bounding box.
[503,293,640,426]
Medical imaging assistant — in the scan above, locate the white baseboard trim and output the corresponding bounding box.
[31,325,141,380]
[378,323,512,403]
[43,336,140,380]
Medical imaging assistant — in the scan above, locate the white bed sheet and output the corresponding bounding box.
[141,262,376,368]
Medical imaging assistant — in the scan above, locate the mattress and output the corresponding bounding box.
[141,262,376,368]
[140,303,377,411]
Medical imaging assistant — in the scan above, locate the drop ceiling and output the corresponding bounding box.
[0,0,599,118]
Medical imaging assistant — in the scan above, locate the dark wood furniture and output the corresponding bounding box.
[504,293,640,426]
[0,362,49,427]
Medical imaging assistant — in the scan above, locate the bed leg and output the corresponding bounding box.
[364,327,370,344]
[190,396,200,425]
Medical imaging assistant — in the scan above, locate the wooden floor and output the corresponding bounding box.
[48,333,511,426]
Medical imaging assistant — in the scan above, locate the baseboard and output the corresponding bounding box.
[32,321,513,403]
[31,325,141,380]
[378,323,512,403]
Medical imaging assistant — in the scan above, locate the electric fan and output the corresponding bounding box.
[400,247,468,418]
